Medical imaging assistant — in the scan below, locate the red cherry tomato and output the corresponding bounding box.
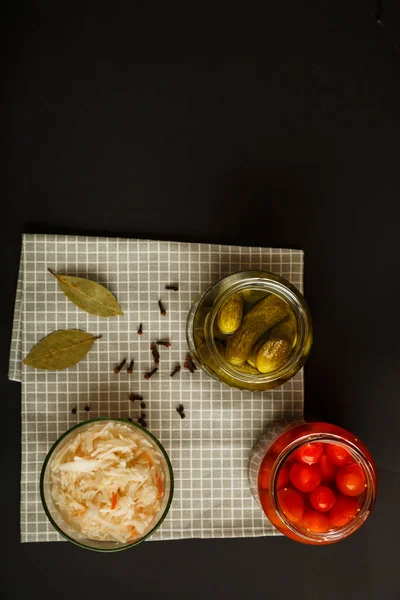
[285,453,296,465]
[329,494,360,528]
[289,462,322,492]
[319,454,337,483]
[294,442,324,465]
[336,463,366,497]
[310,486,336,512]
[325,444,352,467]
[303,510,330,533]
[277,487,305,524]
[276,464,289,490]
[259,458,290,491]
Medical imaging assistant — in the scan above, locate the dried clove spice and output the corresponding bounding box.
[156,340,171,347]
[127,359,134,374]
[170,364,181,377]
[114,358,126,373]
[144,367,158,380]
[137,323,143,335]
[151,343,160,365]
[158,299,167,316]
[165,284,179,291]
[184,361,195,374]
[129,393,143,402]
[186,354,197,370]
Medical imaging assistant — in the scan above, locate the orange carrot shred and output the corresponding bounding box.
[156,474,163,498]
[141,451,153,466]
[128,526,138,540]
[111,492,118,510]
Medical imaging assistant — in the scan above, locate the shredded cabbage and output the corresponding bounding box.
[49,422,166,543]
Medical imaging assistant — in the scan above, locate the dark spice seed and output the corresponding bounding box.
[170,364,181,377]
[138,323,143,335]
[144,367,158,380]
[141,412,146,419]
[176,405,184,414]
[129,393,143,402]
[71,407,77,415]
[165,284,179,291]
[179,412,186,419]
[156,340,171,347]
[158,299,167,316]
[186,354,197,370]
[140,401,146,409]
[114,358,127,373]
[127,360,134,374]
[184,361,195,374]
[151,343,160,365]
[138,418,147,428]
[84,405,90,412]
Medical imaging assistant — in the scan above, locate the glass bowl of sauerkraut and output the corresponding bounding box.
[40,418,174,551]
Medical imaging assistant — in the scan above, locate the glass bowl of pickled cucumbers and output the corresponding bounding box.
[186,271,312,391]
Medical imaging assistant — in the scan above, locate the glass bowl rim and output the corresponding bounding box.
[40,417,174,553]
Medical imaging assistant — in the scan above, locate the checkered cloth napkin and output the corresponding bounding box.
[9,234,304,542]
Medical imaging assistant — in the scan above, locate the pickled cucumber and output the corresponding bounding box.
[247,313,297,368]
[204,312,230,343]
[225,294,289,365]
[217,293,243,335]
[240,289,268,304]
[256,337,292,373]
[271,313,297,347]
[235,363,260,375]
[247,332,270,368]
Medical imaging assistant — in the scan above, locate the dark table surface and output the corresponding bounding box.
[2,2,400,599]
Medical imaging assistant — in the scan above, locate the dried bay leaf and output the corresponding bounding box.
[48,269,123,317]
[23,330,101,370]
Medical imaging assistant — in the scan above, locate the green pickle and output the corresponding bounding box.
[235,363,260,375]
[204,312,229,343]
[213,290,298,376]
[271,313,297,347]
[240,289,268,304]
[247,332,270,368]
[216,293,244,335]
[225,293,289,366]
[256,337,292,373]
[188,272,311,391]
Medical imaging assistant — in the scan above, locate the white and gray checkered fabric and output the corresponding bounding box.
[9,234,304,542]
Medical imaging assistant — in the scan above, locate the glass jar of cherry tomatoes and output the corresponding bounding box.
[249,420,377,545]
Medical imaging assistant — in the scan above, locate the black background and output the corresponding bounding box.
[2,2,400,599]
